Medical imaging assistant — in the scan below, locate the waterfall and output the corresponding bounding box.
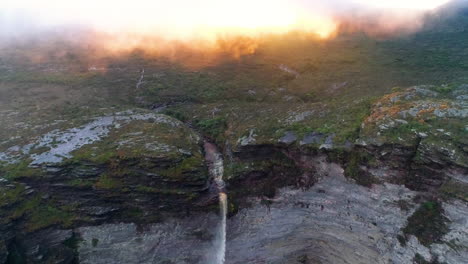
[216,192,227,264]
[204,142,227,264]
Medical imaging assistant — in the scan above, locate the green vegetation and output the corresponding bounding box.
[1,193,76,233]
[141,70,230,103]
[135,185,187,196]
[94,174,123,189]
[317,97,375,143]
[71,147,117,165]
[6,195,42,221]
[0,184,25,207]
[92,238,99,247]
[382,120,430,143]
[159,155,205,181]
[431,84,456,95]
[63,233,82,249]
[286,123,314,138]
[163,110,188,122]
[0,71,100,86]
[397,234,407,247]
[67,117,202,166]
[2,10,467,156]
[297,254,310,264]
[26,205,73,232]
[402,201,449,247]
[120,207,145,219]
[0,161,42,180]
[344,151,378,187]
[5,241,27,264]
[67,178,95,187]
[63,233,82,263]
[195,117,227,142]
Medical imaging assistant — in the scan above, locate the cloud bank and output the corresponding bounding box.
[0,0,454,67]
[1,0,452,37]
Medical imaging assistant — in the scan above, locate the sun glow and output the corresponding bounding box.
[2,0,339,38]
[2,0,451,37]
[1,0,452,66]
[2,0,452,40]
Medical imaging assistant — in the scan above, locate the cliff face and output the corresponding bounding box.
[2,6,468,259]
[218,85,467,263]
[0,84,466,263]
[0,110,210,262]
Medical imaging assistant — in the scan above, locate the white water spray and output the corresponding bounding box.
[204,142,227,264]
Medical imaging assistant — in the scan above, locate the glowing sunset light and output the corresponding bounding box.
[0,0,454,66]
[2,0,451,39]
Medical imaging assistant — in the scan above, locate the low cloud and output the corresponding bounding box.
[0,0,455,67]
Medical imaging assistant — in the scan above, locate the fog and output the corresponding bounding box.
[0,0,457,67]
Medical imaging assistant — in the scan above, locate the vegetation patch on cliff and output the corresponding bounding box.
[402,200,449,247]
[343,150,379,187]
[0,161,43,180]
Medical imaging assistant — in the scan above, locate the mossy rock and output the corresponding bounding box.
[360,85,467,149]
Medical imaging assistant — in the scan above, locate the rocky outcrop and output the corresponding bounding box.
[216,85,467,263]
[0,109,211,263]
[357,85,468,191]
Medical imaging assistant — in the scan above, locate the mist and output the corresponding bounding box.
[0,0,455,67]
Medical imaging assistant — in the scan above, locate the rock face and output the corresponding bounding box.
[74,159,468,264]
[77,214,220,264]
[357,85,468,192]
[228,169,419,264]
[0,86,467,263]
[227,172,467,264]
[0,109,211,263]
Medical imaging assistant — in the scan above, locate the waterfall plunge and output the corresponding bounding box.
[204,142,227,264]
[215,192,227,264]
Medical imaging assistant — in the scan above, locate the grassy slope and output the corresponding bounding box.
[0,5,467,145]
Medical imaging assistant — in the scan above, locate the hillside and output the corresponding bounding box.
[0,3,467,264]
